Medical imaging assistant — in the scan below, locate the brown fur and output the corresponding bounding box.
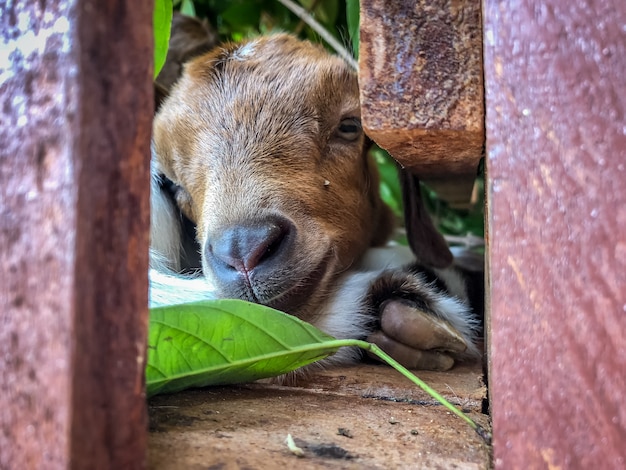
[152,35,394,324]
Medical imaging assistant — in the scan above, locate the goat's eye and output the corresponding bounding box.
[336,118,362,141]
[162,177,195,222]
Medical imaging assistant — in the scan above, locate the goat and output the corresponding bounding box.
[149,29,482,371]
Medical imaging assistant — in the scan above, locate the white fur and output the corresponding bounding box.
[150,169,182,272]
[314,269,390,364]
[355,243,414,271]
[230,40,258,61]
[149,268,216,308]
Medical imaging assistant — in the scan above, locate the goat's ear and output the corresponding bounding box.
[154,13,217,116]
[364,139,395,246]
[400,169,453,268]
[154,82,169,114]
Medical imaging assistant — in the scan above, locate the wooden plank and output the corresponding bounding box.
[484,0,626,468]
[0,1,152,468]
[359,0,484,205]
[148,364,490,469]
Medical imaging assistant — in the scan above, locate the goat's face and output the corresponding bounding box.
[153,35,393,322]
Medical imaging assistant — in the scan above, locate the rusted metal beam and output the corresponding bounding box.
[359,0,484,206]
[484,0,626,467]
[0,1,152,468]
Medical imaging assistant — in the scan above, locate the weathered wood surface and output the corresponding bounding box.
[149,363,490,469]
[484,0,626,468]
[0,1,152,468]
[359,0,484,205]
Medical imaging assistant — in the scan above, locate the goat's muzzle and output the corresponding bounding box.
[204,215,326,313]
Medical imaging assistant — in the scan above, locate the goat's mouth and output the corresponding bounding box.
[257,256,330,314]
[202,215,336,316]
[211,250,333,316]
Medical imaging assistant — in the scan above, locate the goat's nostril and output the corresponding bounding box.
[258,231,285,264]
[207,218,292,276]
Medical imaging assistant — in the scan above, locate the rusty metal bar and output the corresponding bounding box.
[484,0,626,467]
[359,0,484,206]
[0,1,152,468]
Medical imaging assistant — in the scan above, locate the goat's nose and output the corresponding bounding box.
[207,217,293,277]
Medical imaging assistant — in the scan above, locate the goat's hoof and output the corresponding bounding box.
[365,300,468,371]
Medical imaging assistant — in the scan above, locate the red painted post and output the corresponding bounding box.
[484,0,626,468]
[0,1,152,468]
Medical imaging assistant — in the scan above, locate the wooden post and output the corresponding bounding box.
[484,0,626,467]
[359,0,484,206]
[0,1,152,468]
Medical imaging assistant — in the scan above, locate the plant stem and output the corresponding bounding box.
[276,0,358,70]
[349,340,492,444]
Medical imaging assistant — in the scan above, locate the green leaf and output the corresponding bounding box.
[346,0,360,57]
[372,146,403,217]
[146,298,490,442]
[146,299,343,397]
[153,0,173,79]
[180,0,196,17]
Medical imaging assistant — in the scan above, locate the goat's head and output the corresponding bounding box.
[153,34,393,321]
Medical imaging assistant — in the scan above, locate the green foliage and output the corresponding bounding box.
[372,145,403,218]
[154,0,173,78]
[423,164,485,238]
[345,0,359,56]
[372,145,484,241]
[147,299,340,396]
[179,0,196,16]
[173,0,349,44]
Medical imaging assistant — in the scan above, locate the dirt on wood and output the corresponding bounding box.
[148,363,491,469]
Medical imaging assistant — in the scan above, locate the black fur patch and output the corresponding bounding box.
[158,174,202,272]
[363,268,440,331]
[406,263,449,295]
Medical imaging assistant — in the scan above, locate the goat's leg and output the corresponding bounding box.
[364,267,482,371]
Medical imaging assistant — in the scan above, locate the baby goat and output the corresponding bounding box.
[149,32,481,371]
